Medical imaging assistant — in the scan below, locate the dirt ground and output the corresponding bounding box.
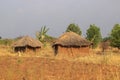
[0,56,120,80]
[0,45,120,80]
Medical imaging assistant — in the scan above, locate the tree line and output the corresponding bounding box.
[36,23,120,49]
[0,23,120,50]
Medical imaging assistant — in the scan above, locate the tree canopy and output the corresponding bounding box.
[66,23,82,35]
[86,24,102,48]
[110,24,120,49]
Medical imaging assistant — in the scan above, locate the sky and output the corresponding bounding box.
[0,0,120,38]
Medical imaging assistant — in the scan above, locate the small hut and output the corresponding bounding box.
[52,32,92,56]
[101,40,111,52]
[12,36,43,53]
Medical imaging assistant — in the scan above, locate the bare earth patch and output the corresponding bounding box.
[0,45,120,80]
[0,56,120,80]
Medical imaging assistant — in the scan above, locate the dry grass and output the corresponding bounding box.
[0,56,120,80]
[0,44,120,65]
[74,53,120,66]
[0,45,120,80]
[0,45,17,56]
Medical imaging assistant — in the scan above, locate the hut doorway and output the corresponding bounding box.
[14,47,26,52]
[54,45,58,56]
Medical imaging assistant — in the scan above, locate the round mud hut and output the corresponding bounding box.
[52,32,92,57]
[12,36,43,53]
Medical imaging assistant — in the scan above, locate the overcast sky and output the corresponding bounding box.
[0,0,120,38]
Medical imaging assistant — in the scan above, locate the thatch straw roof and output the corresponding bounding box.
[12,36,43,48]
[53,32,91,47]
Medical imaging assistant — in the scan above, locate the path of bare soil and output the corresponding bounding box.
[0,56,120,80]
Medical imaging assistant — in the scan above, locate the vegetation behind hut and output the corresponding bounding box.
[86,24,102,48]
[110,24,120,49]
[66,23,82,35]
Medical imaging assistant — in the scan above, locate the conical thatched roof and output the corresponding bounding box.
[12,36,43,48]
[53,32,91,47]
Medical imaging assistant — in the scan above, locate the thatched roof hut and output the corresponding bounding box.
[12,36,43,52]
[53,32,92,56]
[101,40,111,52]
[53,32,91,47]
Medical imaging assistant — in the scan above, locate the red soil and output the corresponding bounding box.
[0,56,119,80]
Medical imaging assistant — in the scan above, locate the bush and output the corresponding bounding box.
[0,39,14,46]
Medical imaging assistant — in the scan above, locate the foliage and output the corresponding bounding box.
[36,26,49,42]
[15,36,23,40]
[0,39,13,46]
[102,37,110,42]
[36,26,55,43]
[86,24,102,48]
[66,23,82,35]
[110,24,120,49]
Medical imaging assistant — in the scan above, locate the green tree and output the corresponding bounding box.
[66,23,82,35]
[102,37,110,42]
[36,26,49,42]
[110,24,120,49]
[86,24,102,48]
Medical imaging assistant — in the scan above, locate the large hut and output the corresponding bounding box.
[52,32,92,57]
[12,36,43,53]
